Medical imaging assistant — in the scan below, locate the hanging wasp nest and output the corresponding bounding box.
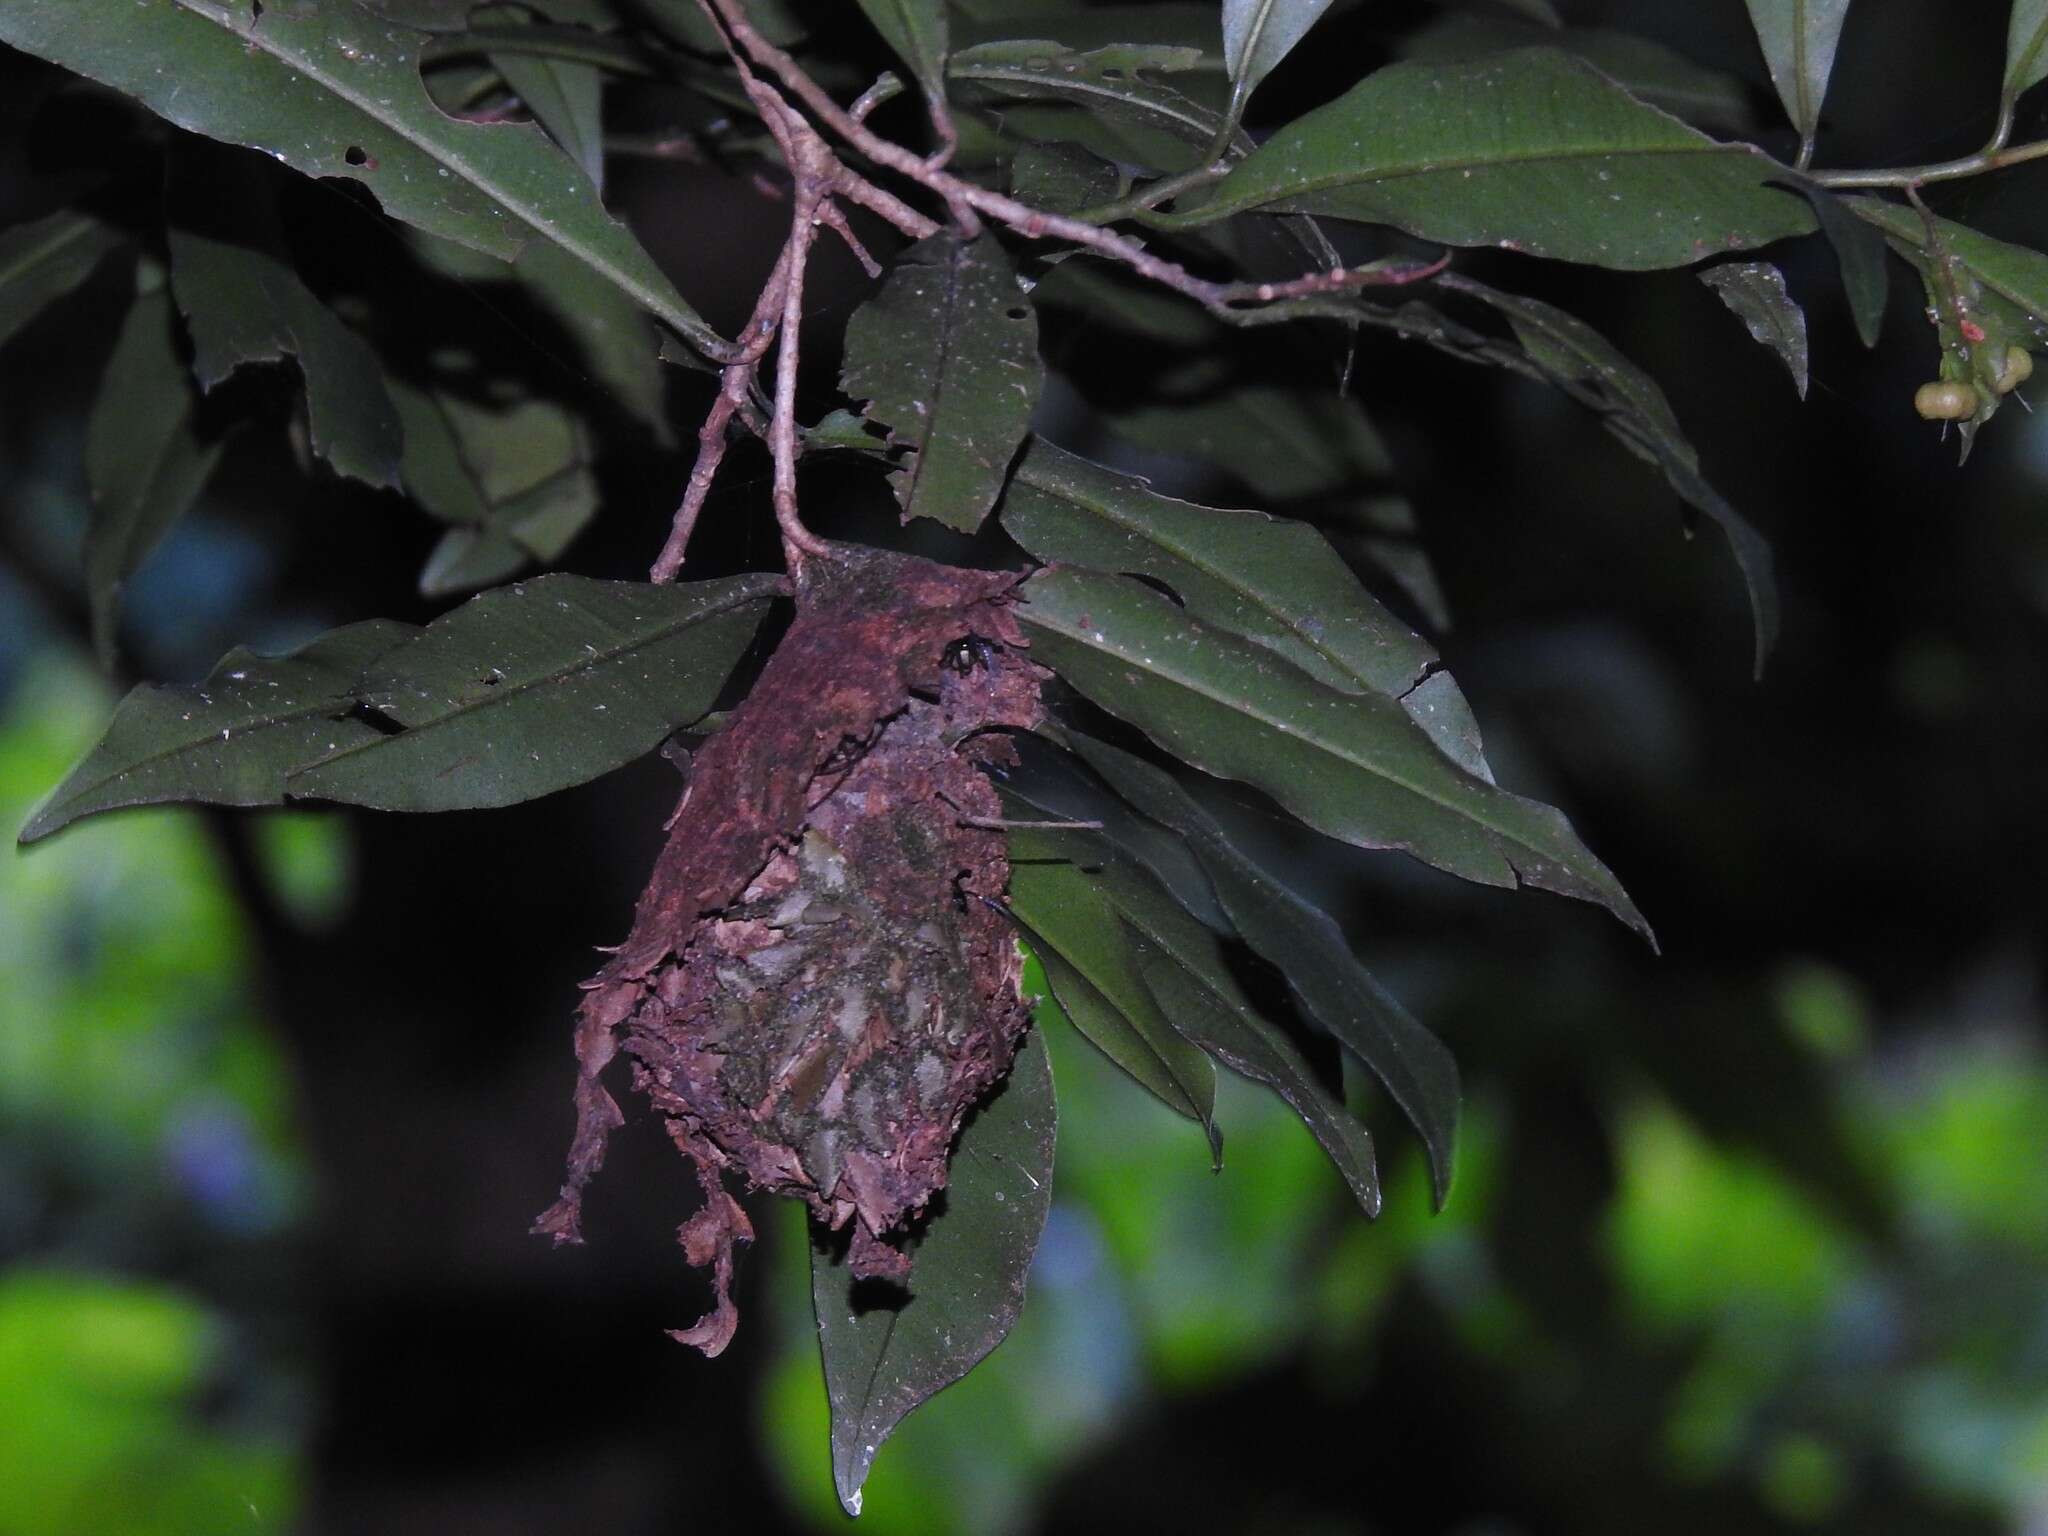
[535,546,1048,1354]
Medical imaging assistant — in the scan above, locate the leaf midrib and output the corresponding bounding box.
[171,0,722,356]
[1021,592,1567,871]
[947,59,1220,143]
[297,586,769,772]
[0,212,106,288]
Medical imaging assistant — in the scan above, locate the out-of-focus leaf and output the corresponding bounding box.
[634,0,807,51]
[1001,439,1491,779]
[813,1027,1055,1518]
[387,381,599,595]
[1180,49,1813,270]
[166,143,402,489]
[1221,0,1336,114]
[17,620,417,844]
[1846,198,2048,346]
[490,45,606,192]
[1398,14,1754,133]
[1741,0,1852,159]
[840,232,1042,533]
[855,0,949,109]
[1070,736,1460,1208]
[1008,140,1121,214]
[1779,179,1887,346]
[1009,823,1383,1217]
[1442,274,1780,674]
[948,39,1220,172]
[0,209,123,350]
[410,231,677,439]
[1701,261,1809,397]
[1008,854,1220,1155]
[288,573,781,811]
[0,0,726,360]
[952,3,1222,60]
[1015,565,1649,936]
[2007,1,2048,110]
[83,285,227,669]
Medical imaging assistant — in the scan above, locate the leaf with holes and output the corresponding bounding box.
[1016,564,1649,937]
[840,232,1042,534]
[0,0,726,360]
[0,209,124,351]
[1701,261,1809,397]
[167,142,402,489]
[813,1027,1055,1518]
[1178,49,1814,269]
[83,284,228,670]
[286,573,782,811]
[17,620,418,845]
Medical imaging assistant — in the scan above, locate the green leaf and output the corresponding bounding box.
[1846,198,2048,346]
[1399,15,1754,133]
[2008,0,2048,110]
[1441,274,1780,675]
[490,46,606,193]
[1001,439,1491,780]
[166,142,403,489]
[1014,565,1649,936]
[83,285,227,670]
[855,0,949,109]
[1007,140,1121,214]
[1700,261,1809,398]
[1221,0,1336,113]
[1177,49,1814,270]
[0,0,726,361]
[1008,823,1383,1217]
[1070,736,1460,1209]
[17,620,417,844]
[287,573,781,810]
[813,1026,1055,1518]
[840,232,1042,534]
[948,39,1222,173]
[1779,179,1887,346]
[416,463,600,597]
[1008,855,1220,1156]
[632,0,807,51]
[1740,0,1852,160]
[0,209,124,351]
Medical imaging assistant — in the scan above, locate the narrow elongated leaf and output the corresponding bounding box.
[1179,49,1814,270]
[1008,824,1382,1217]
[2008,1,2048,109]
[1741,0,1852,158]
[1701,262,1809,397]
[288,573,781,810]
[1069,738,1459,1208]
[1002,439,1491,779]
[1442,274,1780,674]
[1016,565,1649,937]
[0,0,726,360]
[1779,179,1887,346]
[167,143,402,488]
[17,620,417,844]
[1221,0,1336,109]
[1008,855,1220,1155]
[814,1027,1055,1518]
[490,47,606,192]
[840,233,1042,533]
[84,286,227,669]
[855,0,949,106]
[948,39,1222,173]
[0,210,123,350]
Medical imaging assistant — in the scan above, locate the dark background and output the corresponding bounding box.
[4,2,2046,1533]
